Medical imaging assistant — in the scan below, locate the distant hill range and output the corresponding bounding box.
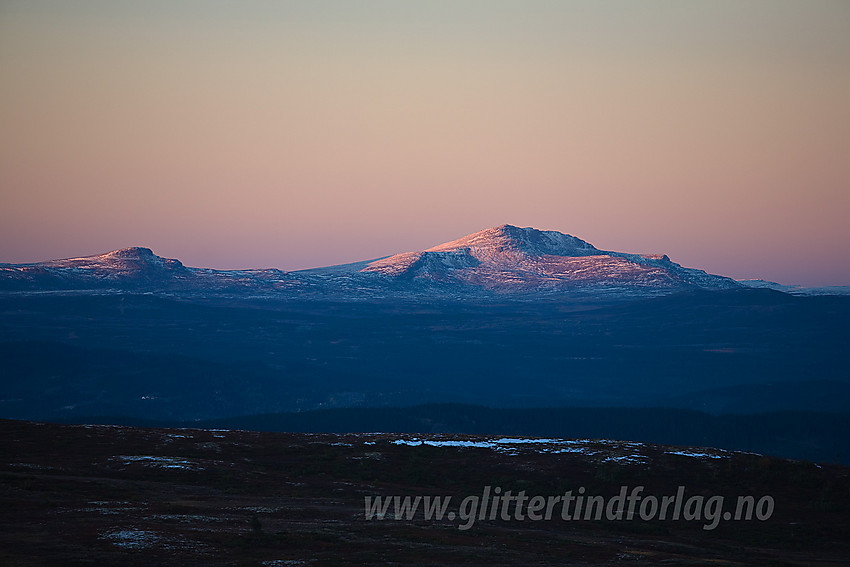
[0,225,745,298]
[1,226,849,461]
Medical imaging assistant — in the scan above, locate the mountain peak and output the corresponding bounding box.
[426,224,599,257]
[49,247,186,273]
[360,224,739,292]
[90,247,184,269]
[102,247,157,260]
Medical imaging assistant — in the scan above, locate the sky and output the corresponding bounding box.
[1,1,848,286]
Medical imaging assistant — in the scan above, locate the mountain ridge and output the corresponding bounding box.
[1,224,740,297]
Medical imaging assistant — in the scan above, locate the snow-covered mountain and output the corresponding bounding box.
[41,247,186,278]
[0,247,295,293]
[357,225,739,293]
[1,225,739,297]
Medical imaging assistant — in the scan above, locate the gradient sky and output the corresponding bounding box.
[1,1,848,285]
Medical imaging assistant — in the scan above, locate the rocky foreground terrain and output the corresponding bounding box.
[1,419,848,566]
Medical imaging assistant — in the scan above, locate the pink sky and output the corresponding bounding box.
[1,1,848,285]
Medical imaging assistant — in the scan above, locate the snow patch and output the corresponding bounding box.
[666,450,725,459]
[100,529,160,549]
[115,455,201,470]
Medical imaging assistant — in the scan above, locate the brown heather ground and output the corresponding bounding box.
[1,418,848,566]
